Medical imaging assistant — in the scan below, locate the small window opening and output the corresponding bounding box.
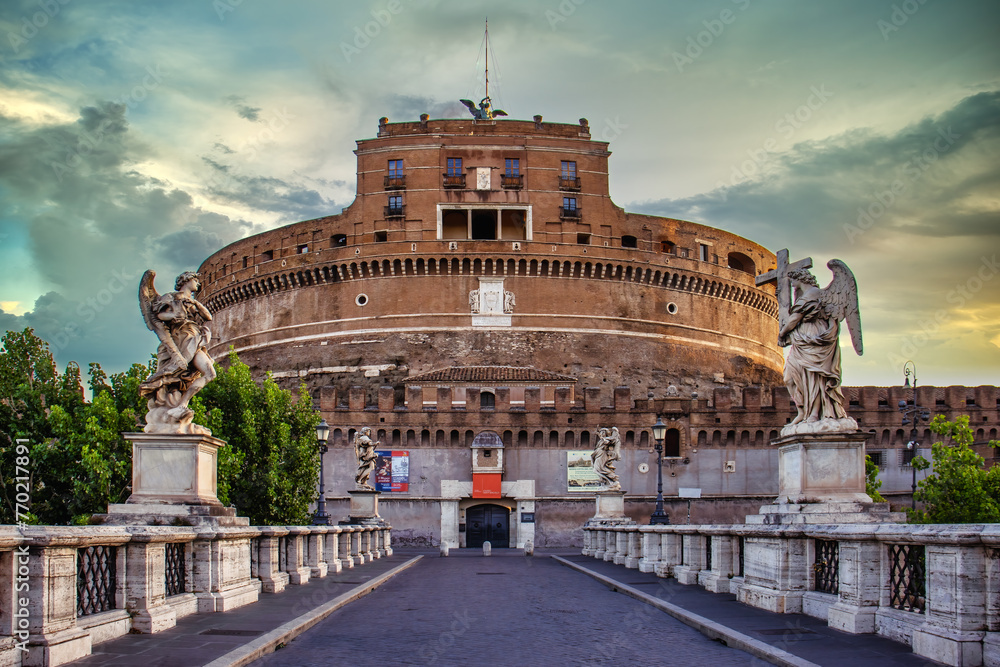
[297,244,309,254]
[261,249,274,261]
[480,391,496,410]
[242,256,248,269]
[332,234,347,247]
[622,235,637,248]
[577,233,591,245]
[374,230,388,242]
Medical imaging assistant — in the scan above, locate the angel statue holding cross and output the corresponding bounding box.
[758,251,863,436]
[138,270,217,434]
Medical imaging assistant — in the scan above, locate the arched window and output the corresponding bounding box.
[665,428,681,457]
[480,391,496,410]
[728,252,755,275]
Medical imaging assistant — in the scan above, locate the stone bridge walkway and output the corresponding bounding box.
[67,549,936,667]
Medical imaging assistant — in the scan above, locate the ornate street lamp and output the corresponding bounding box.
[898,361,930,511]
[649,417,670,525]
[312,418,331,525]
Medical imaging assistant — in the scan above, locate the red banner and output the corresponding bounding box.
[472,473,501,498]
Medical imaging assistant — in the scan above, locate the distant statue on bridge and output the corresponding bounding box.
[765,255,863,436]
[592,427,622,491]
[354,427,379,491]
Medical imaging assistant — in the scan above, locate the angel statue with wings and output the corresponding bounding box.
[138,270,217,434]
[354,427,379,491]
[592,426,622,491]
[778,260,863,436]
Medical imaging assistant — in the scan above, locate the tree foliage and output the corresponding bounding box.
[908,415,1000,523]
[1,328,145,524]
[191,350,320,526]
[2,329,320,527]
[865,454,886,503]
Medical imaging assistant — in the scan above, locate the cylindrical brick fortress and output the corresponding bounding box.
[198,117,782,398]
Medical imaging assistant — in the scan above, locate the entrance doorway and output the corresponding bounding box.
[466,504,509,548]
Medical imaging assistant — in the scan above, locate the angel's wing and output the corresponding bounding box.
[138,270,160,333]
[492,109,508,117]
[821,259,863,355]
[140,270,186,366]
[459,99,477,116]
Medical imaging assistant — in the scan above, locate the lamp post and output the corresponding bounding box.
[898,361,929,511]
[649,417,670,525]
[312,418,331,525]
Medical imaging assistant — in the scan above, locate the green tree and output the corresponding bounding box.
[191,350,320,525]
[1,328,146,524]
[865,454,886,503]
[908,415,1000,523]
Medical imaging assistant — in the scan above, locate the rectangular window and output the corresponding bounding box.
[374,230,388,242]
[388,159,403,177]
[561,161,576,179]
[242,256,248,269]
[699,244,709,261]
[261,249,274,261]
[447,158,463,176]
[505,158,520,176]
[389,195,402,209]
[563,197,578,211]
[298,244,309,254]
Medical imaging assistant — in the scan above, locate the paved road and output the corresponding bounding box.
[251,551,757,667]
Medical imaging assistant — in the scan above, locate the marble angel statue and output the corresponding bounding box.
[138,270,217,434]
[591,427,622,491]
[778,260,863,435]
[354,427,379,491]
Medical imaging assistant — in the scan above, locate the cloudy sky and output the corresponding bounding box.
[1,0,998,389]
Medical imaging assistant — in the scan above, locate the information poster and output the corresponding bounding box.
[567,450,601,493]
[374,450,409,493]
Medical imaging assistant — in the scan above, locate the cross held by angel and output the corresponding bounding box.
[757,250,863,436]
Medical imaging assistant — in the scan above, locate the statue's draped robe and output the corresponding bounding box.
[140,295,209,398]
[782,291,848,424]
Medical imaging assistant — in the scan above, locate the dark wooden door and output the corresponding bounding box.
[466,504,509,548]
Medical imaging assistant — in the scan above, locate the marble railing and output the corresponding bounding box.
[0,523,391,667]
[583,523,1000,667]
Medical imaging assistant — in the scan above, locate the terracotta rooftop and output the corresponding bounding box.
[406,366,577,385]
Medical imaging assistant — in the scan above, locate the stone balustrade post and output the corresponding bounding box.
[822,528,882,634]
[611,528,628,564]
[324,527,343,574]
[582,527,594,557]
[625,529,642,569]
[0,535,22,662]
[282,527,311,585]
[674,528,706,585]
[911,528,988,666]
[124,530,190,634]
[737,527,810,614]
[360,527,374,563]
[638,527,661,573]
[350,528,363,565]
[338,529,355,568]
[254,527,290,593]
[593,528,608,560]
[382,526,393,557]
[699,529,736,593]
[306,529,328,578]
[191,528,261,612]
[655,531,682,578]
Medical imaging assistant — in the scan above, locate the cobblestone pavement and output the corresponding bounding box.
[251,550,758,667]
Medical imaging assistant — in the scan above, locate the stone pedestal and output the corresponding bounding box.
[746,431,905,525]
[95,433,248,527]
[583,492,635,555]
[124,433,226,506]
[340,490,386,526]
